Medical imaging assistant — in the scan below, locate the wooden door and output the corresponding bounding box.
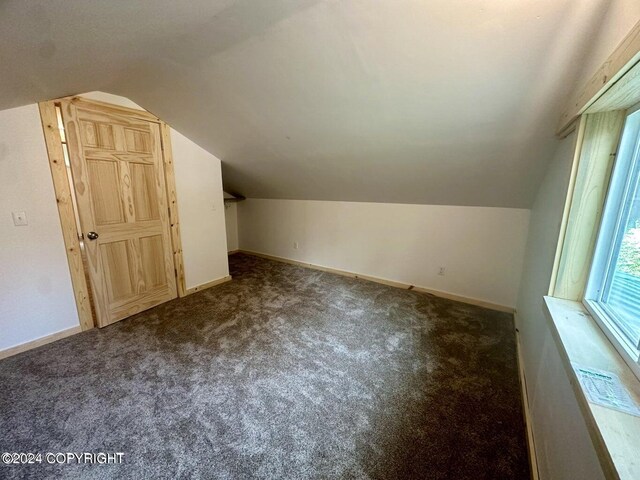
[61,99,177,327]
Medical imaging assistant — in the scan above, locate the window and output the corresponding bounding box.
[586,105,640,376]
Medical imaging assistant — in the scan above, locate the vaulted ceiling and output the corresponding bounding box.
[0,0,624,207]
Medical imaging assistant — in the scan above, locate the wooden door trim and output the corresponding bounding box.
[38,101,95,331]
[38,98,188,331]
[159,123,187,298]
[66,96,162,124]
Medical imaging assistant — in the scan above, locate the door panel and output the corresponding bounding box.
[102,240,136,302]
[139,235,167,288]
[62,99,177,327]
[87,160,125,225]
[125,128,152,153]
[130,163,160,221]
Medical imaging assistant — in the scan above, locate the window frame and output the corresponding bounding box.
[585,103,640,381]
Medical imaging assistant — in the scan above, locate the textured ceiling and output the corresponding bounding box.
[0,0,622,207]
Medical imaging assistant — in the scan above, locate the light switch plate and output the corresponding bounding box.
[12,211,28,226]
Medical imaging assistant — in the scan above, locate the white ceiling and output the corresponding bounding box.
[0,0,621,207]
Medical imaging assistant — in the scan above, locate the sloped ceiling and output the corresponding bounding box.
[0,0,619,207]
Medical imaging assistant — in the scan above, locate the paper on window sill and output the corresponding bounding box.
[573,363,640,417]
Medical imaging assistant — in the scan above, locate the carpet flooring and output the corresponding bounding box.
[0,253,530,479]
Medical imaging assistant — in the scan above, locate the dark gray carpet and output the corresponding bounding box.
[0,253,530,479]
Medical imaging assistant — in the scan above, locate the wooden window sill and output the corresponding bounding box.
[543,296,640,480]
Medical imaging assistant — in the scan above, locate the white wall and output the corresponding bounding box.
[238,199,529,308]
[171,129,229,288]
[0,92,229,352]
[0,104,80,350]
[224,202,239,252]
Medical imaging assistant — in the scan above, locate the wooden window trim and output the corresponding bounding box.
[557,19,640,137]
[550,110,626,300]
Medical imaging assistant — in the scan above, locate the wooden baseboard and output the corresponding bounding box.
[0,326,82,361]
[228,250,239,255]
[515,322,540,480]
[184,275,232,296]
[238,250,514,313]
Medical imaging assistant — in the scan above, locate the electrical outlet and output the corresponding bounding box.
[293,241,299,249]
[438,267,445,276]
[12,211,28,226]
